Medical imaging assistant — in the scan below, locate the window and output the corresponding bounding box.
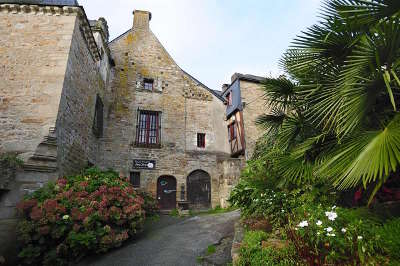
[226,92,232,106]
[197,133,206,148]
[228,123,237,141]
[130,172,140,188]
[144,78,154,91]
[92,95,103,137]
[136,110,161,147]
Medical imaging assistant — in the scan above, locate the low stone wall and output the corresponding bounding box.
[231,220,244,265]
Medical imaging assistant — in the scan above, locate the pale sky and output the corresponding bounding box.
[79,0,322,91]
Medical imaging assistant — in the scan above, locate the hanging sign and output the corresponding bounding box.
[133,159,156,169]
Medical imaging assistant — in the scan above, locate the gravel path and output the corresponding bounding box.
[81,210,240,266]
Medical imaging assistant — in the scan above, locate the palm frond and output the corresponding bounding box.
[322,0,400,28]
[318,114,400,190]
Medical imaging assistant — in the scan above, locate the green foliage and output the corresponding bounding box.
[15,168,157,265]
[207,245,216,255]
[237,230,303,266]
[229,177,336,228]
[0,153,23,168]
[290,204,386,264]
[254,0,400,193]
[376,218,400,261]
[169,208,179,217]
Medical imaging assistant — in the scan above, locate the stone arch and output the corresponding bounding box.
[157,175,177,210]
[187,170,211,209]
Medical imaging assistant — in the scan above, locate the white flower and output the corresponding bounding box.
[341,228,347,233]
[358,236,363,240]
[62,215,69,220]
[316,220,322,226]
[332,205,337,209]
[325,211,338,221]
[298,221,309,228]
[325,227,333,232]
[327,233,336,237]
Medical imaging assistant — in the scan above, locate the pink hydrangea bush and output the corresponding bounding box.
[16,168,148,265]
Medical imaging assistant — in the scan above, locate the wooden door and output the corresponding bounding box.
[187,170,211,209]
[157,176,177,210]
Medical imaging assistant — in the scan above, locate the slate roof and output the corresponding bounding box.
[0,0,78,6]
[232,73,265,83]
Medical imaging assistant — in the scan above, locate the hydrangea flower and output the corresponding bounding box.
[298,221,309,227]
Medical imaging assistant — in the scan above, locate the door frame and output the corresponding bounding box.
[157,175,177,210]
[187,170,211,209]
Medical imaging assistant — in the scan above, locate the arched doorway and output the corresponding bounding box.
[157,176,177,210]
[187,170,211,209]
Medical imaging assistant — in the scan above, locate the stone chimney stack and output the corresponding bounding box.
[133,10,152,30]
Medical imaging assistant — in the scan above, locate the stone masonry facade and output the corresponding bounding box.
[0,2,266,263]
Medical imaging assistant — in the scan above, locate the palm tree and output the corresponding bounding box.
[257,0,400,203]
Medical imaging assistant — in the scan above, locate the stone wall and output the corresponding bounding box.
[217,158,245,208]
[0,6,78,264]
[0,5,75,161]
[100,10,230,208]
[56,15,107,176]
[240,80,268,159]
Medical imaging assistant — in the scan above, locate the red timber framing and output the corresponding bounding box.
[135,109,161,148]
[228,111,245,157]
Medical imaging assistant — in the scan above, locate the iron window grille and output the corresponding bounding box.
[92,95,104,138]
[197,133,206,148]
[135,109,161,148]
[143,78,154,91]
[228,122,237,142]
[130,172,141,188]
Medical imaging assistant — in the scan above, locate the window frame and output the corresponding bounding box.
[197,133,206,148]
[130,172,141,188]
[226,92,232,106]
[228,122,237,142]
[143,78,154,91]
[92,95,104,138]
[135,109,161,148]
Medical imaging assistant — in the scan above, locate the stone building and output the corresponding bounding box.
[0,0,266,263]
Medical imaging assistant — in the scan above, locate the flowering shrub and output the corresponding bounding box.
[289,204,387,265]
[229,178,335,229]
[136,190,159,217]
[16,168,147,265]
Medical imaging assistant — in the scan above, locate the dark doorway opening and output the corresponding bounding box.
[187,170,211,209]
[157,175,177,210]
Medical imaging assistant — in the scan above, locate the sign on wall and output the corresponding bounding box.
[133,159,156,170]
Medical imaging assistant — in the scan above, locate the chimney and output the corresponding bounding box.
[133,10,152,30]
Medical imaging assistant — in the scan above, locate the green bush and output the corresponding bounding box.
[237,230,302,266]
[229,177,335,228]
[16,168,150,265]
[376,218,400,261]
[289,204,388,265]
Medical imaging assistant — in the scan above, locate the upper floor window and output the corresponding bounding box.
[228,122,237,142]
[144,78,154,91]
[226,92,232,106]
[135,110,161,147]
[197,133,206,148]
[92,95,103,138]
